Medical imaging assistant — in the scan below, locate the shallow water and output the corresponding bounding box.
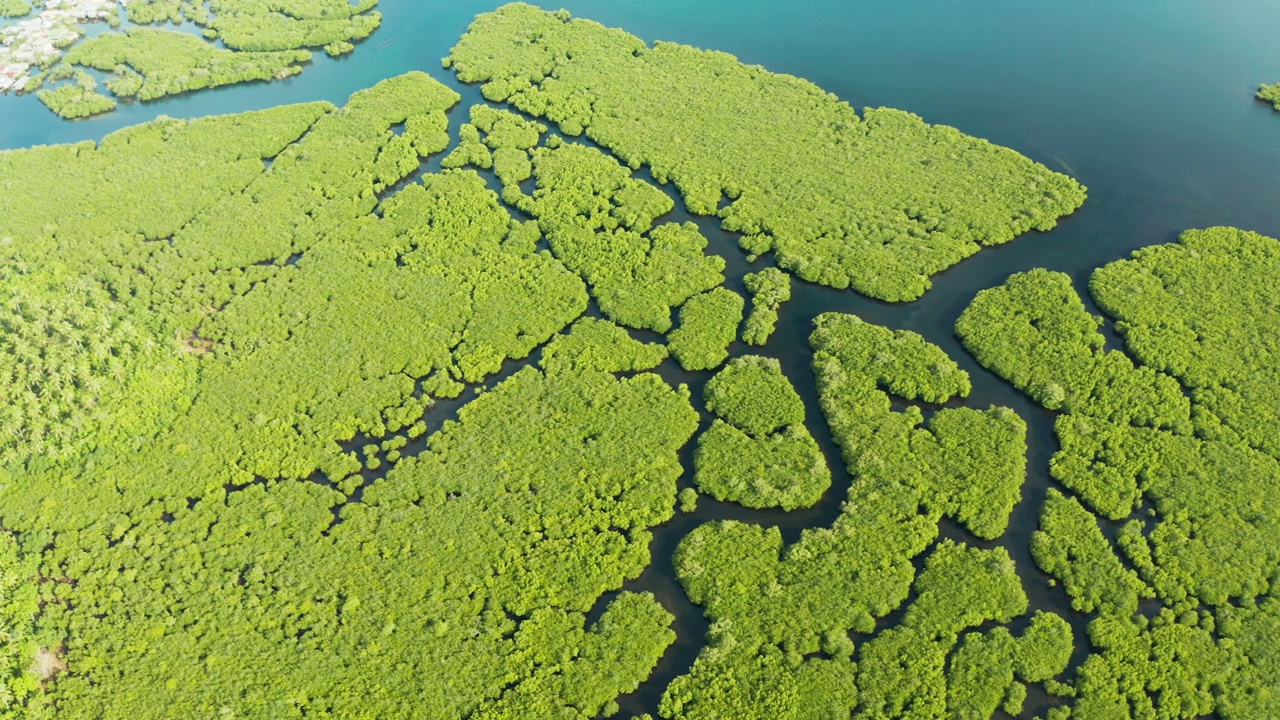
[4,0,1280,716]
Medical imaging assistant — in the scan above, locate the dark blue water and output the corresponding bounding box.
[4,1,1280,717]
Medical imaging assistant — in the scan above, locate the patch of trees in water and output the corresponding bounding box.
[1258,82,1280,111]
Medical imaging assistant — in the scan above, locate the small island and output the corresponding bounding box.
[1259,82,1280,110]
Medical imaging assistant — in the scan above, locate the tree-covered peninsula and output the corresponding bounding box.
[445,3,1087,302]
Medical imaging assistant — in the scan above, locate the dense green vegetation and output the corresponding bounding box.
[443,107,727,333]
[1258,82,1280,110]
[694,356,829,509]
[1090,227,1280,460]
[742,268,791,346]
[6,4,1279,716]
[208,0,380,54]
[0,71,727,716]
[446,3,1086,302]
[33,71,116,120]
[665,533,1070,719]
[812,313,1026,539]
[0,532,40,718]
[49,28,311,114]
[656,314,1043,718]
[666,288,744,371]
[540,317,668,374]
[122,0,185,25]
[22,0,380,118]
[958,229,1280,718]
[0,0,30,18]
[0,99,331,467]
[956,267,1189,435]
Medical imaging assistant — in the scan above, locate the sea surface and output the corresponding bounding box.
[3,0,1280,716]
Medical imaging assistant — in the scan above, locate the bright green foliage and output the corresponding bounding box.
[812,313,1025,539]
[961,250,1280,608]
[853,542,1038,719]
[466,593,676,720]
[33,84,115,121]
[1032,491,1153,615]
[0,531,40,718]
[124,0,183,24]
[162,171,585,487]
[694,356,829,509]
[678,487,698,513]
[0,71,721,716]
[1258,83,1280,110]
[34,354,691,717]
[958,231,1280,718]
[1014,612,1075,682]
[1090,227,1280,459]
[0,0,30,17]
[663,492,921,720]
[665,530,1070,719]
[35,70,116,119]
[1218,598,1280,718]
[812,313,971,403]
[956,268,1190,431]
[0,101,331,469]
[324,40,354,56]
[22,0,382,118]
[209,3,380,53]
[661,317,1039,718]
[540,317,668,374]
[63,28,310,104]
[1071,611,1231,720]
[742,267,791,345]
[675,486,936,647]
[667,288,743,371]
[442,110,727,333]
[444,105,549,174]
[0,268,144,467]
[442,105,546,189]
[169,72,455,279]
[703,355,804,437]
[1060,415,1280,605]
[442,123,495,171]
[446,3,1086,302]
[693,410,827,510]
[520,142,724,332]
[1055,598,1280,720]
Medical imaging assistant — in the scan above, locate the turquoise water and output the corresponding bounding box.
[5,0,1280,276]
[4,1,1280,716]
[6,0,1280,252]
